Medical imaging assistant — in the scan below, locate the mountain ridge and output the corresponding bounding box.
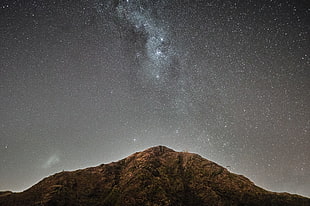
[0,145,309,206]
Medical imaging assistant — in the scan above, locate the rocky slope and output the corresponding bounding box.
[0,146,309,206]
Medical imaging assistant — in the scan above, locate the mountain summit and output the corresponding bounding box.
[1,146,309,206]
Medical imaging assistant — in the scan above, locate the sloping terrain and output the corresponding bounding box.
[0,146,309,206]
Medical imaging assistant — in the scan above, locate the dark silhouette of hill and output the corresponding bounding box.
[0,146,309,206]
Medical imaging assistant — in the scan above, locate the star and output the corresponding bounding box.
[0,0,309,197]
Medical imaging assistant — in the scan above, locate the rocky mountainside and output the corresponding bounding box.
[0,146,309,206]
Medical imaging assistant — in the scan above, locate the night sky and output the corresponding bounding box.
[1,0,309,197]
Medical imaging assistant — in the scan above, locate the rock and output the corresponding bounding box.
[0,146,309,206]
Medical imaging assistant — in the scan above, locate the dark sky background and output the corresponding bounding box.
[1,0,309,197]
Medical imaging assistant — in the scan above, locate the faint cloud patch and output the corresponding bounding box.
[42,154,60,169]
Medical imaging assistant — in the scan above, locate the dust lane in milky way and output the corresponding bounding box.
[0,0,309,197]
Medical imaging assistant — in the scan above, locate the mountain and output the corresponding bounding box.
[0,146,309,206]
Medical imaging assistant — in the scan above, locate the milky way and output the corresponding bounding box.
[0,0,309,197]
[117,0,177,86]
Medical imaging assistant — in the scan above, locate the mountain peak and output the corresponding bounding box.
[141,145,175,154]
[1,146,309,206]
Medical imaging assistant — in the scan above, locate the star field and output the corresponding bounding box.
[0,0,309,197]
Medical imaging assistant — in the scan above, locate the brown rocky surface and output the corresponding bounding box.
[0,146,309,206]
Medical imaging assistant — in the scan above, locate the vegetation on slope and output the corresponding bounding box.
[0,146,309,206]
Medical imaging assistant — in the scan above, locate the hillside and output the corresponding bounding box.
[0,146,309,206]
